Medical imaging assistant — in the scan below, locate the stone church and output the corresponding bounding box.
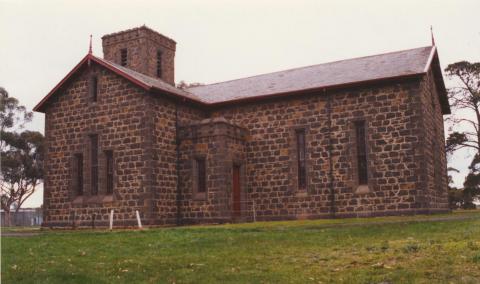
[34,26,450,228]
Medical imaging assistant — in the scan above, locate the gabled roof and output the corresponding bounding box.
[98,57,200,101]
[188,46,440,103]
[34,45,450,114]
[33,54,202,112]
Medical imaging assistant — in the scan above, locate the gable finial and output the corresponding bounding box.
[89,34,93,54]
[430,25,436,46]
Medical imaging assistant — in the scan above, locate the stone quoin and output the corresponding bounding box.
[34,26,450,228]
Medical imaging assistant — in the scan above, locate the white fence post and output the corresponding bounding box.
[109,210,114,230]
[135,210,143,229]
[252,200,256,223]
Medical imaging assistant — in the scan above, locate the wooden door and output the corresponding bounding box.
[232,165,241,217]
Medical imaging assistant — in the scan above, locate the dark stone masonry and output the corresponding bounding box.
[34,26,450,228]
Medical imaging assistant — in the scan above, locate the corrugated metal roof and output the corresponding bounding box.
[186,46,435,104]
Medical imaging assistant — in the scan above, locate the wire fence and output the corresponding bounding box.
[1,210,43,227]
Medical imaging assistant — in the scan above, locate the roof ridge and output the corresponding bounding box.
[187,46,433,90]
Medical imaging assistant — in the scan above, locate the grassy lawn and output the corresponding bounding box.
[1,227,41,233]
[2,211,480,284]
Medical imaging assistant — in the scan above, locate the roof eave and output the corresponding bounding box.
[35,46,451,115]
[33,54,91,112]
[33,54,154,113]
[426,47,451,115]
[34,54,206,113]
[424,46,437,73]
[91,55,152,90]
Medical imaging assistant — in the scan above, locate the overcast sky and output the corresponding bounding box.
[1,0,479,207]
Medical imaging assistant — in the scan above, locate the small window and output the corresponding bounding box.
[355,121,368,185]
[195,158,206,193]
[296,129,307,190]
[431,89,436,110]
[74,153,83,196]
[120,48,128,66]
[89,76,98,102]
[105,150,114,195]
[156,50,162,78]
[90,134,99,195]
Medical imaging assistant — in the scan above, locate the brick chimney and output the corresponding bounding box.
[101,26,176,85]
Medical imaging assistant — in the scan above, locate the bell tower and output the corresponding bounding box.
[101,25,176,85]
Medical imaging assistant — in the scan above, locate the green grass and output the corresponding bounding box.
[1,226,41,233]
[2,211,480,284]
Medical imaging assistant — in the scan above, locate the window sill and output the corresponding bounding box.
[193,192,207,201]
[72,194,114,204]
[72,196,84,204]
[87,102,98,110]
[354,185,370,195]
[295,190,308,198]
